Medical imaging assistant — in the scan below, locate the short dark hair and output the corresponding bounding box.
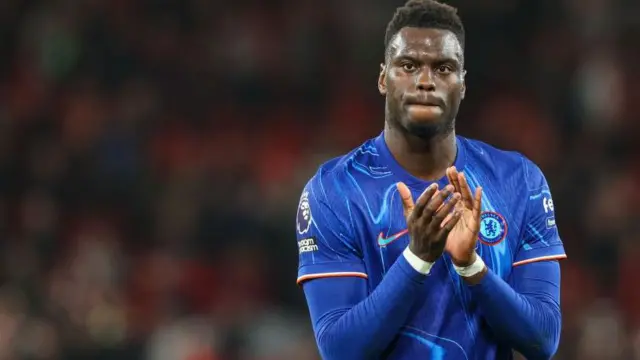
[384,0,465,58]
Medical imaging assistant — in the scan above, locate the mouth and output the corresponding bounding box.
[406,102,440,108]
[404,97,444,108]
[403,95,445,120]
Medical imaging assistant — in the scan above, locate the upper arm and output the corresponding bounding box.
[296,175,370,338]
[513,159,567,267]
[302,276,368,335]
[295,175,367,285]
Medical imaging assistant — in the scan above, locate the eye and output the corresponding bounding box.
[437,65,454,74]
[402,63,417,72]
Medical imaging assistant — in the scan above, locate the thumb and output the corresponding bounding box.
[396,182,414,218]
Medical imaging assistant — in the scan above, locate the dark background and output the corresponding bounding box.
[0,0,638,359]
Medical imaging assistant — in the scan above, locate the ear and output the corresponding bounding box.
[460,69,467,100]
[378,63,387,96]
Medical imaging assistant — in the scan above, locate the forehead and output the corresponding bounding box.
[388,27,462,61]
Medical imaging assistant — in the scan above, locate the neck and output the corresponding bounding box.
[383,122,457,182]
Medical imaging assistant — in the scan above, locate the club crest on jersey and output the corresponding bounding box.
[297,191,312,235]
[478,211,507,245]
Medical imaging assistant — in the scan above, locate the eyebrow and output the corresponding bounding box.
[393,52,461,65]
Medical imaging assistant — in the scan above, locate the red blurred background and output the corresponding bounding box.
[0,0,639,359]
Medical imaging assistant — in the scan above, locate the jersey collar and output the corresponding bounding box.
[374,131,468,188]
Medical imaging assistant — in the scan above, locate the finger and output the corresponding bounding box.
[451,168,471,210]
[473,186,483,218]
[435,185,452,213]
[412,183,439,218]
[431,193,461,231]
[440,210,462,235]
[440,212,455,228]
[420,184,454,223]
[457,173,475,208]
[396,182,415,218]
[446,167,457,187]
[435,191,460,215]
[446,166,459,193]
[435,199,456,214]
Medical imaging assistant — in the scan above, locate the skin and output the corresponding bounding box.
[379,27,487,283]
[378,27,465,181]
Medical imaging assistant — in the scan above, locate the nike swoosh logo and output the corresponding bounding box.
[377,229,409,246]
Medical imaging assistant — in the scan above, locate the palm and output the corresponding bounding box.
[444,167,483,266]
[445,204,478,258]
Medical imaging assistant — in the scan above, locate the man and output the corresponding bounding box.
[295,0,566,359]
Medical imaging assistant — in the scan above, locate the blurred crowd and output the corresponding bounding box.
[0,0,638,359]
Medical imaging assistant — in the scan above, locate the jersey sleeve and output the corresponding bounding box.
[513,158,567,267]
[295,175,367,285]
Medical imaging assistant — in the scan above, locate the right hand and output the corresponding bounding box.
[397,182,462,263]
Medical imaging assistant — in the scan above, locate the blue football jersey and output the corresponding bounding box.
[295,132,566,359]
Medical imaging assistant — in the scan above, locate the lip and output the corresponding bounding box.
[404,96,444,108]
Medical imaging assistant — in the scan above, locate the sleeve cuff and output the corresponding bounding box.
[297,261,367,285]
[513,244,567,267]
[402,247,435,275]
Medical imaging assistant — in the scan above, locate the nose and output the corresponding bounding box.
[416,68,436,92]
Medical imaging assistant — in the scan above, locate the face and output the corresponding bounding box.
[378,27,466,139]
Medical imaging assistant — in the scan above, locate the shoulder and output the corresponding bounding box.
[296,140,371,234]
[303,137,381,204]
[459,136,546,186]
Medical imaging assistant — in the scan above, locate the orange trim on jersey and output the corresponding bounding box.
[296,272,368,285]
[512,254,567,267]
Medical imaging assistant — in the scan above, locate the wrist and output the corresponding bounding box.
[403,247,436,275]
[408,244,440,263]
[453,252,486,279]
[461,266,488,285]
[452,252,477,268]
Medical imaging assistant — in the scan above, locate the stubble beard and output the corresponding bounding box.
[385,101,455,141]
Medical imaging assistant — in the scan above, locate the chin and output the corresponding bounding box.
[404,117,453,139]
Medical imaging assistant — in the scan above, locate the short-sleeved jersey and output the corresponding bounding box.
[295,132,566,359]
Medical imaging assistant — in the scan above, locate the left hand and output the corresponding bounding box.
[442,166,483,267]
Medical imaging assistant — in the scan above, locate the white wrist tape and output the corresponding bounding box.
[403,247,435,275]
[453,253,485,277]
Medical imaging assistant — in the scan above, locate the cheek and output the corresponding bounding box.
[448,86,462,99]
[384,82,400,102]
[444,80,464,101]
[388,70,411,87]
[389,78,410,98]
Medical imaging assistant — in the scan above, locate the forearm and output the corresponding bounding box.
[469,261,561,359]
[304,254,428,359]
